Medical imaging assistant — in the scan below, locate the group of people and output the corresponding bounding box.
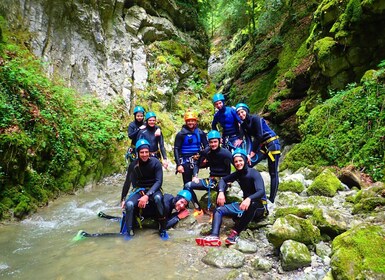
[119,93,281,246]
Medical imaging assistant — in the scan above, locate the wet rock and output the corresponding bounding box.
[252,257,273,272]
[315,241,332,259]
[267,214,321,248]
[280,240,311,271]
[235,239,258,254]
[202,248,245,268]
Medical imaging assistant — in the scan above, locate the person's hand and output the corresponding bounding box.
[162,159,169,169]
[192,176,200,183]
[177,209,190,219]
[155,128,161,136]
[248,151,256,165]
[139,125,146,129]
[177,165,184,174]
[234,139,243,147]
[121,200,125,209]
[217,192,226,206]
[138,195,149,208]
[240,197,251,211]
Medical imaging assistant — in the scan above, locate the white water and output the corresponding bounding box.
[0,170,230,280]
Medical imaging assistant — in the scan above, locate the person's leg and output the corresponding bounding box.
[124,192,141,238]
[268,153,280,203]
[183,179,207,212]
[152,191,169,240]
[181,162,194,185]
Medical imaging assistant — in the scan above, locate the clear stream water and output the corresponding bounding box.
[0,170,230,280]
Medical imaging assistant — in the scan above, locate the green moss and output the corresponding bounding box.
[274,206,315,218]
[313,37,336,61]
[307,169,343,197]
[331,224,385,279]
[279,181,305,193]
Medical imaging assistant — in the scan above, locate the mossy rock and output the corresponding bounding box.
[307,169,343,197]
[279,180,305,193]
[331,224,385,279]
[351,184,385,214]
[274,206,315,219]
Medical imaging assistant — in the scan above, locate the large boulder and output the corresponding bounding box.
[330,224,385,280]
[280,239,311,271]
[307,169,344,197]
[201,248,245,268]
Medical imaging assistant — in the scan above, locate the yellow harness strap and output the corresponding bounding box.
[261,136,279,146]
[261,149,281,161]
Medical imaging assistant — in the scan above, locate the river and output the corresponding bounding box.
[0,170,231,280]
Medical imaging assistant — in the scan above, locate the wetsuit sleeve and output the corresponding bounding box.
[146,160,163,197]
[218,172,238,192]
[173,132,183,165]
[247,171,265,201]
[231,108,244,138]
[128,122,140,140]
[193,149,207,176]
[166,213,180,229]
[211,114,218,131]
[200,130,209,149]
[158,132,167,160]
[121,161,135,201]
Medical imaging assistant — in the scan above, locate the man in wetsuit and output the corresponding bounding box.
[121,139,168,240]
[211,93,243,152]
[196,148,267,247]
[174,111,208,184]
[137,111,169,169]
[183,130,233,217]
[126,105,146,162]
[235,103,281,203]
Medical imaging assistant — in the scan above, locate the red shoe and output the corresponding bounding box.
[225,229,239,245]
[195,235,222,247]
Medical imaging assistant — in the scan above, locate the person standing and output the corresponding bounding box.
[211,93,243,152]
[183,130,233,217]
[126,105,146,162]
[235,103,281,203]
[174,111,208,184]
[121,139,168,240]
[195,148,267,246]
[137,111,169,169]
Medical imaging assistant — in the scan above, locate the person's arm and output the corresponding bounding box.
[200,130,209,149]
[146,160,163,197]
[128,122,139,140]
[158,132,167,161]
[120,162,135,202]
[247,171,265,201]
[211,114,218,131]
[173,132,183,166]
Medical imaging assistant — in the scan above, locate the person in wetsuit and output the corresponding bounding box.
[174,111,208,184]
[126,105,146,162]
[195,148,267,247]
[235,103,281,203]
[183,130,233,217]
[121,139,168,240]
[137,111,169,169]
[211,93,243,152]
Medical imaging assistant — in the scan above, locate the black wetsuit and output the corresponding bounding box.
[211,166,267,236]
[240,114,280,202]
[174,126,208,184]
[183,146,232,211]
[128,119,144,147]
[123,157,165,235]
[136,194,185,229]
[137,124,167,161]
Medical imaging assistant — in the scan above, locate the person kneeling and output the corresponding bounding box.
[195,148,267,246]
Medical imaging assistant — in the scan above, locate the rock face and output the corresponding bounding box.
[0,0,207,108]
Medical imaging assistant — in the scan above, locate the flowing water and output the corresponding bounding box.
[0,170,230,280]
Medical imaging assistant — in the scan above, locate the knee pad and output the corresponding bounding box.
[125,201,134,211]
[184,182,191,190]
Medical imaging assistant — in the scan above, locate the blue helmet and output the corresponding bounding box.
[145,111,156,120]
[207,130,221,140]
[232,148,248,159]
[177,190,192,202]
[133,105,145,114]
[136,139,150,151]
[235,103,250,113]
[212,93,225,103]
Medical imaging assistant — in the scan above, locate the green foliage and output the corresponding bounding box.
[0,26,126,219]
[283,65,385,181]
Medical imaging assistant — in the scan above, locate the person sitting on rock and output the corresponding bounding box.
[195,148,267,246]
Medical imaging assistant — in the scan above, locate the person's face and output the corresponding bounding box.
[135,112,144,122]
[138,148,150,162]
[233,156,245,170]
[237,109,247,120]
[175,198,188,211]
[209,138,220,150]
[147,117,156,127]
[214,100,223,110]
[186,119,197,130]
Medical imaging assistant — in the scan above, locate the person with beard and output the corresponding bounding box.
[174,111,208,184]
[235,103,281,203]
[195,148,267,246]
[183,130,233,217]
[121,139,168,240]
[126,105,146,162]
[211,93,243,152]
[137,111,169,169]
